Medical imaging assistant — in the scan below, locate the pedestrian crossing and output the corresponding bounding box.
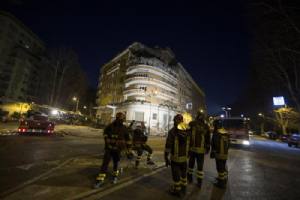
[0,130,18,136]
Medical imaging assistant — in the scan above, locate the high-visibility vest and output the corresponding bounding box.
[171,135,190,163]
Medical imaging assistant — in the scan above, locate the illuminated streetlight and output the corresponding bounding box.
[72,96,79,113]
[51,109,58,115]
[222,107,232,118]
[83,106,87,109]
[258,113,265,135]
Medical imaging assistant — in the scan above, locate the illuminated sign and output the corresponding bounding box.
[273,96,285,106]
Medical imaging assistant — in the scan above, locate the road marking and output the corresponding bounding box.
[70,165,166,200]
[16,163,36,170]
[0,158,74,198]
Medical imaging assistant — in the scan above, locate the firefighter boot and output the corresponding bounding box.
[169,187,181,197]
[214,178,226,189]
[181,185,187,196]
[187,173,193,183]
[93,180,104,189]
[135,160,140,169]
[111,170,119,184]
[94,173,106,188]
[146,155,155,165]
[197,178,202,188]
[112,177,118,184]
[169,183,181,197]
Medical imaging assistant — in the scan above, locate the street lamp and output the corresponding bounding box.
[72,97,79,113]
[258,113,265,135]
[222,107,231,118]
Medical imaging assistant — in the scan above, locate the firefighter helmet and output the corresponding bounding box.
[116,112,125,121]
[196,109,206,120]
[174,114,183,123]
[177,112,192,131]
[182,112,192,125]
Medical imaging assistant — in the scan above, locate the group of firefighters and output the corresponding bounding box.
[94,109,230,197]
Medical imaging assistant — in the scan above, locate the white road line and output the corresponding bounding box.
[70,165,166,200]
[0,158,74,198]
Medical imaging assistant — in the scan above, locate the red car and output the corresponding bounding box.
[18,115,55,134]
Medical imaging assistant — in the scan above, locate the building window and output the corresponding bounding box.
[186,103,193,110]
[152,113,157,120]
[135,112,144,122]
[139,86,147,91]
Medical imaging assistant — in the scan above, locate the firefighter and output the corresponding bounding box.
[187,109,210,188]
[210,119,230,189]
[94,112,132,188]
[165,114,190,197]
[132,122,155,168]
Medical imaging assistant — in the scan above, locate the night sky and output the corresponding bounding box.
[2,0,250,114]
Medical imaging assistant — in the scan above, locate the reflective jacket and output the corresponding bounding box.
[211,129,230,160]
[165,127,190,163]
[103,121,131,151]
[132,128,147,147]
[189,120,210,154]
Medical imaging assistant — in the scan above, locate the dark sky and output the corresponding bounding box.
[2,0,250,114]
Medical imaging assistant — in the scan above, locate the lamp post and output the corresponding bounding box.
[72,97,79,113]
[222,107,232,118]
[258,113,265,135]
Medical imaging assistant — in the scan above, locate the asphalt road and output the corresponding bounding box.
[98,138,300,200]
[0,133,103,194]
[0,131,300,200]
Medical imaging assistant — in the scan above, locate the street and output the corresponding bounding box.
[0,125,300,200]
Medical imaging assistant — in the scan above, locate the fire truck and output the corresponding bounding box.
[214,117,250,146]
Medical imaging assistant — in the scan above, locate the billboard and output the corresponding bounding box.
[273,96,285,106]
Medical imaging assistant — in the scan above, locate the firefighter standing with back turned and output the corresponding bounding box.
[187,109,211,188]
[132,122,155,168]
[94,112,132,188]
[165,114,190,197]
[210,119,230,189]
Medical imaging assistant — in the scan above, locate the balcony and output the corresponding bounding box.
[128,57,178,77]
[125,77,178,92]
[123,88,178,104]
[126,64,178,83]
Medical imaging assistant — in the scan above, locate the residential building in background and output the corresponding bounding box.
[0,11,47,103]
[96,42,206,135]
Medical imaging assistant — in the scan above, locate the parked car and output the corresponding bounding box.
[288,134,300,147]
[18,114,55,135]
[264,131,278,140]
[279,134,289,142]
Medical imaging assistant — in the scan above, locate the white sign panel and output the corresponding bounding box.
[273,96,285,106]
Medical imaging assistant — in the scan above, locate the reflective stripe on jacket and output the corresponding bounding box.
[165,127,190,163]
[212,130,229,160]
[189,121,210,154]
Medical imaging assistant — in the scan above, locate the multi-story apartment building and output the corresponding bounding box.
[0,11,46,103]
[96,42,206,135]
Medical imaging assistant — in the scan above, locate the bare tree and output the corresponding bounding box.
[250,0,300,112]
[47,48,88,109]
